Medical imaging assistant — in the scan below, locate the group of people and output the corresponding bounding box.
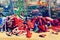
[0,14,59,38]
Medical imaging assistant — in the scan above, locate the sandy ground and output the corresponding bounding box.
[0,30,60,40]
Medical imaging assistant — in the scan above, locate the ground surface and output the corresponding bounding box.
[0,30,60,40]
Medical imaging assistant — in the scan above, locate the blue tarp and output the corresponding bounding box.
[0,18,2,26]
[0,17,6,25]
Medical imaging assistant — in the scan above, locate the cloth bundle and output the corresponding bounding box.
[1,15,60,38]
